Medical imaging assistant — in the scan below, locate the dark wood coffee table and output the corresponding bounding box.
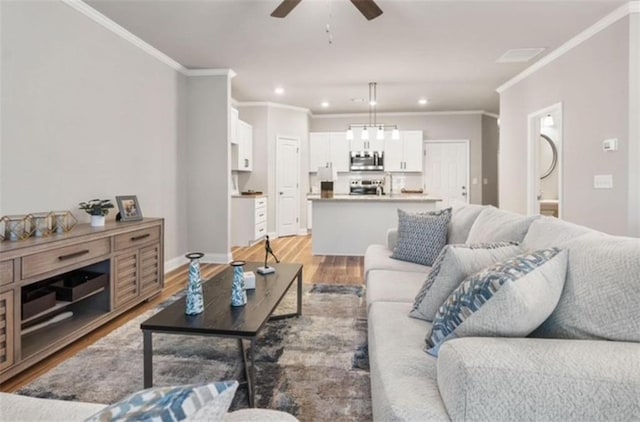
[141,262,303,407]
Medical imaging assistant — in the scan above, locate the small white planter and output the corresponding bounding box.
[90,215,106,227]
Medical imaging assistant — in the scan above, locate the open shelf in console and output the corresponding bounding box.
[20,260,111,360]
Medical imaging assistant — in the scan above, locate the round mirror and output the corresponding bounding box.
[539,134,557,179]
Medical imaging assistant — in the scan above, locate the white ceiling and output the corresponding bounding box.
[86,0,625,114]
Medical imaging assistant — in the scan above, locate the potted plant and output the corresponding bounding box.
[79,199,114,227]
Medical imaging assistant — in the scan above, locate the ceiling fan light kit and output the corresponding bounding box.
[346,82,400,141]
[271,0,382,20]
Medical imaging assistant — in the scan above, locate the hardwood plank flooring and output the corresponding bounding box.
[1,234,363,393]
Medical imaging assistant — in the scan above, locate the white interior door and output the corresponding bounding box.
[276,136,299,237]
[424,141,469,206]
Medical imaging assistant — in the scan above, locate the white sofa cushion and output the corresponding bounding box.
[522,215,597,251]
[426,248,567,356]
[447,203,486,244]
[368,302,450,421]
[438,337,640,421]
[0,392,106,422]
[466,206,538,244]
[534,232,640,342]
[409,242,522,321]
[364,244,431,278]
[366,270,426,306]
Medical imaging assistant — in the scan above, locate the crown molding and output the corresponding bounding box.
[483,112,499,119]
[497,1,637,94]
[183,68,237,78]
[237,101,312,115]
[312,110,492,119]
[62,0,186,72]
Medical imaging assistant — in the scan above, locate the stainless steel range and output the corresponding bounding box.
[350,178,385,195]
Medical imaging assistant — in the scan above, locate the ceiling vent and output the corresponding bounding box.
[497,48,546,63]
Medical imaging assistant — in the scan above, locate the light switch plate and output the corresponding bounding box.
[594,174,613,189]
[472,178,478,185]
[602,138,618,151]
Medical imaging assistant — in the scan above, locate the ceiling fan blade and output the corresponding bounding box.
[350,0,383,21]
[271,0,303,18]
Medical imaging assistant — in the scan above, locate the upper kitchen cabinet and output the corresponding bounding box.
[232,119,253,171]
[230,107,239,145]
[384,130,423,172]
[350,128,384,152]
[309,132,349,173]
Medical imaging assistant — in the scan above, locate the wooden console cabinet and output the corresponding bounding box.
[0,218,164,384]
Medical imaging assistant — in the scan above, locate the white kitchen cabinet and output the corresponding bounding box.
[384,130,423,172]
[350,128,384,152]
[230,107,239,145]
[309,132,349,173]
[231,196,267,246]
[232,120,253,171]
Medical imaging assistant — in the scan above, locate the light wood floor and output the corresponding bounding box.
[1,234,363,392]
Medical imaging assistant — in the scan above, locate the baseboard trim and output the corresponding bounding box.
[297,229,309,236]
[164,256,188,274]
[201,252,233,264]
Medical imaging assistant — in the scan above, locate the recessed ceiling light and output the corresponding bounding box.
[369,100,377,106]
[321,101,330,108]
[274,86,285,95]
[418,98,429,105]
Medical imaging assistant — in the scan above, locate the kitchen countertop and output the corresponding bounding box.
[231,194,267,198]
[307,193,441,202]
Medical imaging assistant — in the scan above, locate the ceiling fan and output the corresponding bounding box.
[271,0,383,21]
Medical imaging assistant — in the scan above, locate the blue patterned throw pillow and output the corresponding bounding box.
[84,381,238,422]
[409,242,522,321]
[391,208,452,267]
[425,248,568,356]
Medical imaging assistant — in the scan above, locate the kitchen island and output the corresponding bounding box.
[309,194,442,256]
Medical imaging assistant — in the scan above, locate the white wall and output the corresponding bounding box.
[310,113,486,204]
[0,1,188,261]
[186,75,232,262]
[499,17,631,235]
[629,11,640,236]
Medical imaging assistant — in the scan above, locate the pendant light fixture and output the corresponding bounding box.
[346,82,400,142]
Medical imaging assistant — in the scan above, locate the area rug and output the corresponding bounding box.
[18,284,371,421]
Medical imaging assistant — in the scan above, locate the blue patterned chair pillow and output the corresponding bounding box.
[425,248,568,356]
[84,381,238,422]
[409,242,522,321]
[391,208,452,267]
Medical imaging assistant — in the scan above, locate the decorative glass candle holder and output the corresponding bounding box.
[31,212,55,237]
[53,211,77,234]
[185,252,205,315]
[0,216,6,241]
[3,215,34,241]
[230,261,247,307]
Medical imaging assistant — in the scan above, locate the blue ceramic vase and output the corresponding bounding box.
[185,252,205,315]
[230,261,247,307]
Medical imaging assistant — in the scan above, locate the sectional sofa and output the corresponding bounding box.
[364,204,640,421]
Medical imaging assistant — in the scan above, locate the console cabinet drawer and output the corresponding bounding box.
[114,226,160,252]
[0,261,13,286]
[22,239,110,279]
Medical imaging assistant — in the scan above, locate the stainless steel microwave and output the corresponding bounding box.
[350,151,384,171]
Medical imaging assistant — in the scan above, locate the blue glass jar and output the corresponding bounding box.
[230,261,247,307]
[185,252,205,315]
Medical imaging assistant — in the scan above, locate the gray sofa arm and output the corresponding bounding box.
[437,337,640,421]
[386,228,398,250]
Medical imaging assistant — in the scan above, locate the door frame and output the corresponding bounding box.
[526,102,563,218]
[423,139,471,204]
[275,135,300,237]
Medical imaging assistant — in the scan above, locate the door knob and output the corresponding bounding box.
[280,192,284,195]
[462,192,467,196]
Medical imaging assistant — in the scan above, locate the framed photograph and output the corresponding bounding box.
[116,195,143,222]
